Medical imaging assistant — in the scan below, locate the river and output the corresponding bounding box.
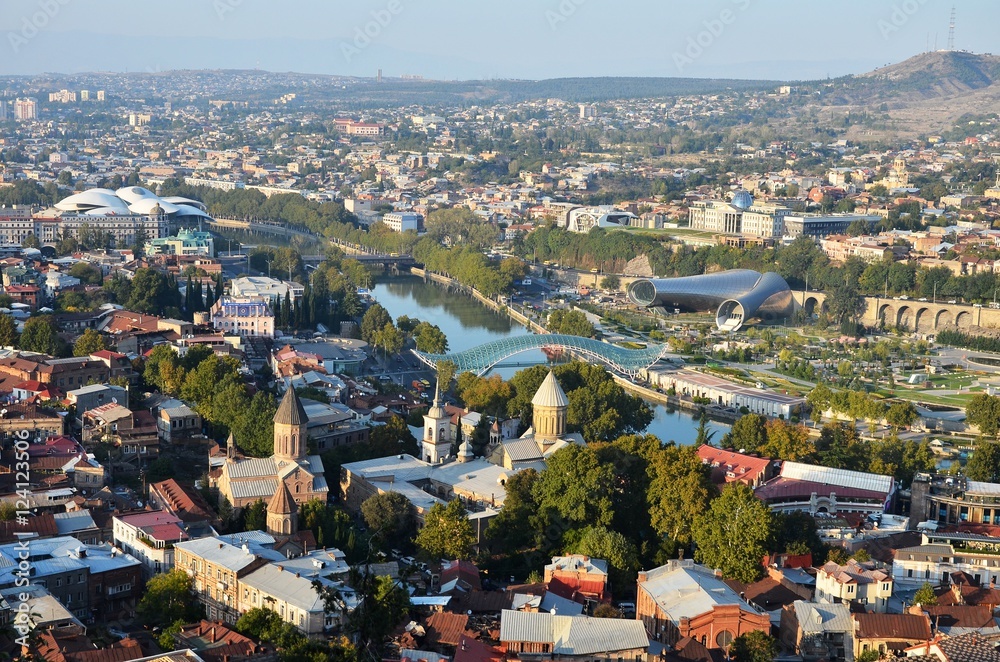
[371,277,731,445]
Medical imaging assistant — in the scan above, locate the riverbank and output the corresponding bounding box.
[410,267,548,334]
[612,375,743,424]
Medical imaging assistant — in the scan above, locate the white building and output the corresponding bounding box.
[14,98,37,121]
[229,276,304,303]
[210,296,275,338]
[112,511,191,579]
[815,560,893,613]
[688,197,791,237]
[641,366,804,418]
[381,212,423,233]
[892,534,1000,588]
[566,206,637,233]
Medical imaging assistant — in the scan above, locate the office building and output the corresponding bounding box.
[381,212,424,233]
[783,213,881,239]
[688,193,791,238]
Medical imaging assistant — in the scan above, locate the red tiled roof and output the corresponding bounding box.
[425,611,470,647]
[697,445,771,485]
[150,478,216,523]
[0,512,59,543]
[854,613,931,641]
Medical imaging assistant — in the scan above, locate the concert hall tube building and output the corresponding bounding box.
[627,269,793,332]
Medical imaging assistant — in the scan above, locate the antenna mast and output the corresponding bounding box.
[947,5,956,51]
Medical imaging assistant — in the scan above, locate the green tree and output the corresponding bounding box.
[731,630,778,662]
[693,483,773,583]
[68,262,104,285]
[648,444,714,545]
[534,444,615,529]
[21,233,40,249]
[73,329,107,356]
[885,402,918,431]
[569,525,639,586]
[0,314,19,348]
[484,469,539,552]
[415,500,475,560]
[547,309,595,337]
[126,267,180,314]
[19,316,61,355]
[361,492,416,547]
[967,393,1000,438]
[412,321,448,354]
[914,582,938,606]
[136,569,200,627]
[456,372,515,413]
[967,440,1000,483]
[600,274,621,290]
[436,359,458,389]
[723,413,768,453]
[360,304,392,344]
[243,499,267,532]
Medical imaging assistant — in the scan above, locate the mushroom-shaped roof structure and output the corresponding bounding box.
[53,187,212,221]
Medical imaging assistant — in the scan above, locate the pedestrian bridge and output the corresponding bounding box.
[412,334,672,377]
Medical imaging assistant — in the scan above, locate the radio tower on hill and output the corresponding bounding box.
[947,5,956,51]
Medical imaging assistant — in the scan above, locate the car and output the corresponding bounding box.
[975,304,984,308]
[948,300,957,304]
[919,298,928,302]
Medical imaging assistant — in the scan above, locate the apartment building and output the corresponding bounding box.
[174,537,269,624]
[815,560,893,613]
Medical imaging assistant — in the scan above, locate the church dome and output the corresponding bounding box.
[531,371,569,408]
[274,388,308,426]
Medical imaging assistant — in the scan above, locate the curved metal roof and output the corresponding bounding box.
[627,269,792,332]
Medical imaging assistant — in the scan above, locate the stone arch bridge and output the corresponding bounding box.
[791,291,1000,332]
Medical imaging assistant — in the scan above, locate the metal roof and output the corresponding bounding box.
[174,537,259,571]
[792,600,853,634]
[781,461,893,494]
[499,609,649,654]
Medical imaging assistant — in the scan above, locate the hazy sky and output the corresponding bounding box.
[2,0,998,80]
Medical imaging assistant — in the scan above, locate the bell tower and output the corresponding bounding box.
[266,481,297,537]
[421,383,452,464]
[274,388,308,463]
[531,371,569,443]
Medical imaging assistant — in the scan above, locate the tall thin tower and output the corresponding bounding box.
[947,5,956,51]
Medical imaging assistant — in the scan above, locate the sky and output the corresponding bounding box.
[1,0,998,81]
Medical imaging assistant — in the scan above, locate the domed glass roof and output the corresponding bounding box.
[731,190,754,210]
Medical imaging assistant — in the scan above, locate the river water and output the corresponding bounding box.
[371,277,731,445]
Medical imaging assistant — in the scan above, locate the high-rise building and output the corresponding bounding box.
[14,98,37,121]
[0,100,7,121]
[579,104,597,119]
[96,90,105,101]
[48,89,76,103]
[80,90,90,101]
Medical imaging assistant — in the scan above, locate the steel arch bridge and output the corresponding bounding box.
[412,334,671,378]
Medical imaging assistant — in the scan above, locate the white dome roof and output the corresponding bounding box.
[127,198,180,215]
[115,186,159,204]
[162,196,208,212]
[531,371,569,409]
[55,189,128,212]
[53,188,210,220]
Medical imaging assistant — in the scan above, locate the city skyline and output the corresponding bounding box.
[2,0,998,81]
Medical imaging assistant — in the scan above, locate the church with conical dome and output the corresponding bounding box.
[212,387,329,511]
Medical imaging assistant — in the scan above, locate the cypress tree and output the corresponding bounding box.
[184,275,193,314]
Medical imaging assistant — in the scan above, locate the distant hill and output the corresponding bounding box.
[853,50,1000,99]
[793,51,1000,137]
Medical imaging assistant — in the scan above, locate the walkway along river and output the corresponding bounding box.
[370,275,730,445]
